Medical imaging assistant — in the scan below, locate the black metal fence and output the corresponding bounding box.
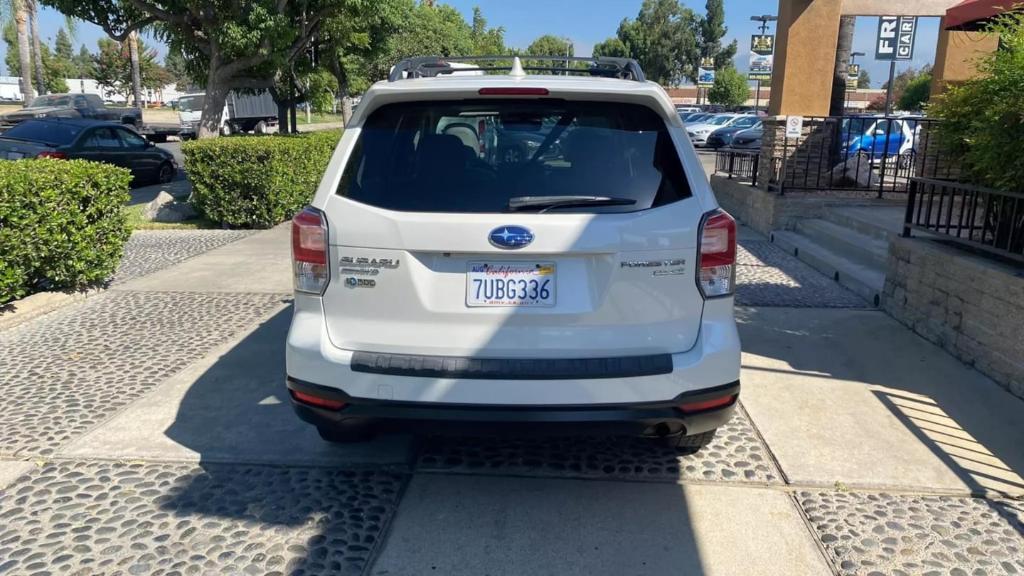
[904,177,1024,263]
[765,116,952,197]
[714,149,759,186]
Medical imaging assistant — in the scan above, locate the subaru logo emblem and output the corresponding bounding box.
[489,226,533,249]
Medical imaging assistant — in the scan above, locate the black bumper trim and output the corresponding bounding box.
[286,377,739,436]
[350,351,674,380]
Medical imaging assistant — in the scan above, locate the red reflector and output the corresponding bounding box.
[678,394,736,414]
[478,87,550,96]
[290,390,347,411]
[36,151,67,159]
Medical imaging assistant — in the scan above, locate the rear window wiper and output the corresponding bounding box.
[507,195,637,213]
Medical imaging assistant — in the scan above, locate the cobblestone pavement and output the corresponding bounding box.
[416,404,781,485]
[799,491,1024,576]
[0,291,285,457]
[112,230,255,284]
[0,461,404,576]
[736,239,867,308]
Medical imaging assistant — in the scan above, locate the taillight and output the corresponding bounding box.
[697,209,736,298]
[677,393,737,414]
[292,206,329,294]
[36,150,67,159]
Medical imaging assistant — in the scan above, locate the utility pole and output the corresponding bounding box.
[749,14,777,112]
[884,61,896,116]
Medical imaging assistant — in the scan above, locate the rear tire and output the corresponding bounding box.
[666,429,717,455]
[157,162,174,184]
[317,424,374,444]
[254,120,268,134]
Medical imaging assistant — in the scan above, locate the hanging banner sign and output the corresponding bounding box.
[698,57,715,87]
[875,16,917,61]
[748,34,775,81]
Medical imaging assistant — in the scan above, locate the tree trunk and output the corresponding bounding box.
[342,98,353,124]
[289,104,298,133]
[128,31,143,108]
[28,0,45,95]
[13,0,34,104]
[197,64,229,139]
[829,16,856,117]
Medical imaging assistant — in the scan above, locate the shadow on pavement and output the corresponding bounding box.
[737,306,1024,497]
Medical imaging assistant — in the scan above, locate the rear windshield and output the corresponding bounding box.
[2,120,82,145]
[336,100,691,213]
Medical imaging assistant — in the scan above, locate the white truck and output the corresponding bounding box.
[178,90,278,139]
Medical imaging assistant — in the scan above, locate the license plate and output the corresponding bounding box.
[466,262,556,307]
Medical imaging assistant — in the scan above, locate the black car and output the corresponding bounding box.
[730,126,764,150]
[706,117,761,149]
[0,118,176,184]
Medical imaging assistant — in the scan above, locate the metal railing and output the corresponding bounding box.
[714,149,759,186]
[766,116,953,197]
[904,177,1024,263]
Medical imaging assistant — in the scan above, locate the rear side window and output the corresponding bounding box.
[2,120,82,145]
[337,100,691,213]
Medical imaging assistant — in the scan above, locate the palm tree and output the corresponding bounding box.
[9,0,34,104]
[127,30,142,107]
[27,0,44,95]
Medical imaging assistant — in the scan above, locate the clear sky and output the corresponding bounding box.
[11,1,941,88]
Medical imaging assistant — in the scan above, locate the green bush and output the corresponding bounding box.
[184,130,341,228]
[0,159,132,305]
[929,12,1024,191]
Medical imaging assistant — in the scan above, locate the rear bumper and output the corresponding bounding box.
[287,377,739,437]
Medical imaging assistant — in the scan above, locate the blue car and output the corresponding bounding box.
[843,116,920,167]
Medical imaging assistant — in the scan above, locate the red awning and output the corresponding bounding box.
[945,0,1017,30]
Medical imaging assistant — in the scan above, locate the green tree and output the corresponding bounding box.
[470,6,504,55]
[3,20,66,92]
[605,0,700,85]
[930,12,1024,192]
[857,68,871,88]
[591,37,628,58]
[699,0,737,71]
[163,47,193,90]
[707,66,748,108]
[72,44,94,78]
[93,37,169,100]
[897,72,931,111]
[53,26,72,60]
[44,0,349,138]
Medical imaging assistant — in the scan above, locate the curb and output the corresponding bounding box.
[0,287,105,333]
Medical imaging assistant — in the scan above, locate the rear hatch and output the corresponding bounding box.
[320,97,705,358]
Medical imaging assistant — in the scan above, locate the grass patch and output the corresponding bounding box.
[296,112,343,125]
[123,203,219,230]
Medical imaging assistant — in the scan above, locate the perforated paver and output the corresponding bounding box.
[113,230,255,284]
[799,491,1024,576]
[0,291,285,457]
[0,461,405,576]
[736,239,867,308]
[416,404,781,484]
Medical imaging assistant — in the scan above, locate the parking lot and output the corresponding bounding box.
[1,217,1021,575]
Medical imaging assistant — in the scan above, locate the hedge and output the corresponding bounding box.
[184,130,341,228]
[0,159,132,305]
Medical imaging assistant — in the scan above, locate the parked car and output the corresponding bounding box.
[681,112,712,124]
[0,118,176,184]
[0,93,142,132]
[706,117,761,148]
[842,115,920,168]
[686,113,753,147]
[285,55,741,454]
[675,105,700,114]
[730,125,764,150]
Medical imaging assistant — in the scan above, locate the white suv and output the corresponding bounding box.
[286,56,741,453]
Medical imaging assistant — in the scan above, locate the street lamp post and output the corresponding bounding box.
[846,51,865,112]
[749,14,777,112]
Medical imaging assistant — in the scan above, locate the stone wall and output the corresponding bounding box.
[711,175,828,236]
[883,236,1024,400]
[758,117,839,192]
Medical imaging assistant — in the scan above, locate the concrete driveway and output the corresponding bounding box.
[0,223,1021,575]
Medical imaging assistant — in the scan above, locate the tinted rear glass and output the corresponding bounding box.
[2,120,83,145]
[336,100,691,213]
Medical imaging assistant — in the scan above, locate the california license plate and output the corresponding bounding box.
[466,262,556,307]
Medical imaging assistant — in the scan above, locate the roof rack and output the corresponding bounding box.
[388,55,646,83]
